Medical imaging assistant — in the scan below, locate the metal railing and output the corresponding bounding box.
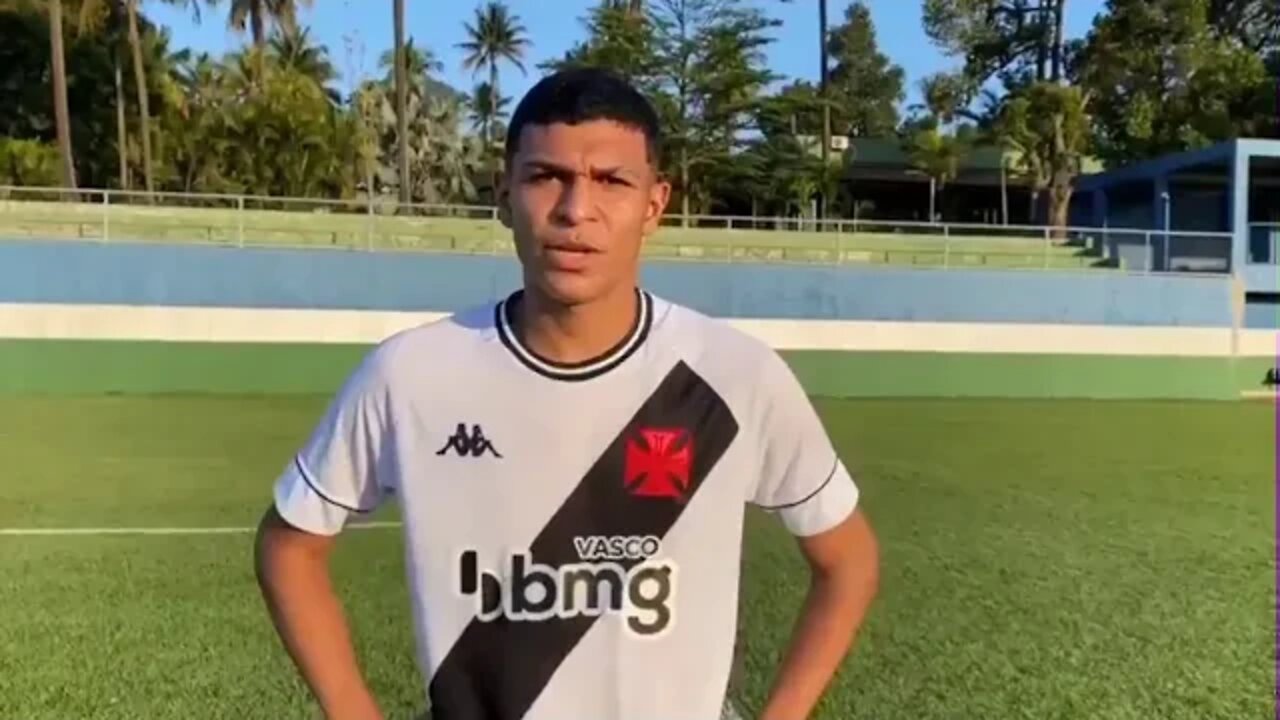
[0,184,1237,274]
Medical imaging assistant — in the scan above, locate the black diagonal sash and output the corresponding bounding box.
[427,361,739,720]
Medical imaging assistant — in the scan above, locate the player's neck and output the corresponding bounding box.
[515,284,640,366]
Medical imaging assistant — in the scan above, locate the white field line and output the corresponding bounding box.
[0,521,402,536]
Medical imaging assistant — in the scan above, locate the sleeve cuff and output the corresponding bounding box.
[773,461,860,537]
[272,460,352,537]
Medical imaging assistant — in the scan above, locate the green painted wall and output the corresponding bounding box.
[786,351,1274,400]
[0,339,1272,400]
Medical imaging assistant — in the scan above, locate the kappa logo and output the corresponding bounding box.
[624,427,693,500]
[435,423,502,458]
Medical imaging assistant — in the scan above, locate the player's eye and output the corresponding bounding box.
[601,176,631,187]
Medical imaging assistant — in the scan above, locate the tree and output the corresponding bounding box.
[123,0,154,192]
[457,1,531,152]
[826,1,905,138]
[378,38,454,101]
[1,0,131,189]
[902,119,972,222]
[1076,0,1274,164]
[124,0,202,195]
[268,25,337,100]
[64,0,134,189]
[0,137,61,186]
[649,0,779,219]
[167,49,232,192]
[468,81,510,142]
[996,82,1091,231]
[921,0,1070,116]
[364,73,484,205]
[48,0,76,188]
[1207,0,1280,53]
[228,0,311,49]
[543,0,661,87]
[393,0,408,204]
[777,0,836,218]
[379,38,444,81]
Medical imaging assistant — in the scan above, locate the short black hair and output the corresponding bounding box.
[504,67,663,168]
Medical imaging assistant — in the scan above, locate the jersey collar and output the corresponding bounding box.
[495,288,653,382]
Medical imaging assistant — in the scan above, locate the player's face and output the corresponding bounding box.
[499,120,670,307]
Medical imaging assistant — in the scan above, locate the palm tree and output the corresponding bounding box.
[379,39,445,87]
[393,0,409,204]
[66,0,127,188]
[458,1,531,196]
[457,1,530,147]
[123,0,155,193]
[269,25,338,100]
[229,0,311,49]
[123,0,203,195]
[48,0,76,189]
[904,124,971,223]
[468,81,510,142]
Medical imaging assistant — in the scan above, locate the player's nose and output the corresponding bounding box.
[551,178,592,225]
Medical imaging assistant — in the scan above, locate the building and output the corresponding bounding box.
[1072,138,1280,327]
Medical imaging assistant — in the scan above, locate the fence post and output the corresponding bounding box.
[366,194,374,251]
[1043,226,1051,269]
[835,221,843,265]
[491,207,500,255]
[1144,232,1152,273]
[943,224,950,269]
[236,195,245,248]
[102,189,110,243]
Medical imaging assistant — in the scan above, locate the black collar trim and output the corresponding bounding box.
[495,289,653,382]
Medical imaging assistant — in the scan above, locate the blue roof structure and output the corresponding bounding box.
[1074,139,1280,293]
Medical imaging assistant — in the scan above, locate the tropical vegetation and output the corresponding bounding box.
[1,0,1276,227]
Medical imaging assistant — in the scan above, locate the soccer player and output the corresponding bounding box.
[254,67,880,720]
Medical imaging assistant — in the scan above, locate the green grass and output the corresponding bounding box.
[0,198,1104,269]
[0,395,1272,719]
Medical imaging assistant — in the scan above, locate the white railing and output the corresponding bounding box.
[0,184,1237,274]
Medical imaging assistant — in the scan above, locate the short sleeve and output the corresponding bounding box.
[748,352,860,537]
[272,351,394,536]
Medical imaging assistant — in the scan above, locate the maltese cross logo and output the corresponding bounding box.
[623,428,694,501]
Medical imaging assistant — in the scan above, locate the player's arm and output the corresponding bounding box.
[758,509,879,720]
[254,352,394,720]
[748,352,881,720]
[255,507,384,720]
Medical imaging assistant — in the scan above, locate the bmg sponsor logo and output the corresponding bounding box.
[457,534,676,636]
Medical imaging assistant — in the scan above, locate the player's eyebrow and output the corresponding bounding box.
[521,159,638,180]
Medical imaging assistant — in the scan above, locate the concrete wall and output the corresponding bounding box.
[5,303,1276,357]
[6,302,1276,356]
[0,240,1236,326]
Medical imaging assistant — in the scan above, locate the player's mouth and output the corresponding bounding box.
[543,240,598,271]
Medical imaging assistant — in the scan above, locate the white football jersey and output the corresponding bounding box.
[272,288,860,720]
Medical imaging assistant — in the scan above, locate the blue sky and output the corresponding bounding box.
[145,0,1108,109]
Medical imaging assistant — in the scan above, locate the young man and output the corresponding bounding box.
[255,68,880,720]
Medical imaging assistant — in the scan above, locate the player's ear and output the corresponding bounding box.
[643,171,672,237]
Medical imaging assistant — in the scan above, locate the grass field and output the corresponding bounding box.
[0,197,1105,270]
[0,395,1272,720]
